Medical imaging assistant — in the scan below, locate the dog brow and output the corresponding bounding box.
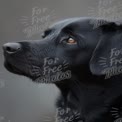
[42,29,52,38]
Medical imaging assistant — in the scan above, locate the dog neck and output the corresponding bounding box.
[55,71,122,122]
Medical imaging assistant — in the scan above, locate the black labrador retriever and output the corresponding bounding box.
[3,17,122,122]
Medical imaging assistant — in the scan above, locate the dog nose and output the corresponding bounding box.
[3,43,21,54]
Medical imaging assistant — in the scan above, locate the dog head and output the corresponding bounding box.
[3,17,122,83]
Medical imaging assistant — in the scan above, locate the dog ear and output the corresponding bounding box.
[90,21,122,78]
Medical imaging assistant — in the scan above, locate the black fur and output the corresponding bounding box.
[3,17,122,122]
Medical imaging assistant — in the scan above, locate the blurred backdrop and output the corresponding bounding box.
[0,0,122,122]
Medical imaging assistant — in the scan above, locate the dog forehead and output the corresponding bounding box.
[49,17,93,31]
[50,18,80,29]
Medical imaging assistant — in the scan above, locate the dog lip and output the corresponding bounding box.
[4,61,23,75]
[3,50,24,75]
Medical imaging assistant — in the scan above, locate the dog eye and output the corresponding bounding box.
[66,38,77,44]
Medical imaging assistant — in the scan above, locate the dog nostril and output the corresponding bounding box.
[3,43,21,53]
[6,46,20,52]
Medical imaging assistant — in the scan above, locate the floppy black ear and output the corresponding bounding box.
[90,21,122,78]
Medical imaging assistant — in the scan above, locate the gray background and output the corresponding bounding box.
[0,0,121,122]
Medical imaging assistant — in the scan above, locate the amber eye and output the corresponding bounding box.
[67,38,77,44]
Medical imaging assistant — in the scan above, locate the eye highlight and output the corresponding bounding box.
[66,38,77,44]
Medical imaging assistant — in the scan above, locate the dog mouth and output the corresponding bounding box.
[4,60,23,75]
[3,56,41,81]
